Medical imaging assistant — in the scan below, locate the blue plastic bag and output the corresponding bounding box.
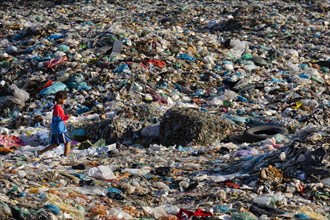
[237,95,249,103]
[113,63,129,73]
[25,44,44,53]
[70,128,87,138]
[67,81,91,90]
[46,33,65,40]
[77,105,91,115]
[44,204,60,215]
[66,74,92,91]
[108,187,122,194]
[57,44,70,52]
[178,53,196,61]
[39,82,67,96]
[31,54,54,62]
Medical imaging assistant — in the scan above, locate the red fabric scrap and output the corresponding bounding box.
[37,79,53,92]
[0,135,24,152]
[176,208,212,220]
[44,56,68,69]
[298,183,305,195]
[194,209,213,217]
[146,59,166,68]
[177,208,194,219]
[224,180,241,189]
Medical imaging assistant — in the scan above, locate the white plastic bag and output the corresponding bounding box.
[86,165,116,180]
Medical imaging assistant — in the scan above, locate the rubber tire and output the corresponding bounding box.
[244,125,288,142]
[229,134,246,144]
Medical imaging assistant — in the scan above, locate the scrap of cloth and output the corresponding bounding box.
[0,134,24,153]
[177,208,213,219]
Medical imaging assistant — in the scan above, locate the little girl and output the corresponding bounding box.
[38,91,71,156]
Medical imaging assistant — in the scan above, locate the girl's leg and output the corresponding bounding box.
[37,144,58,155]
[64,142,71,156]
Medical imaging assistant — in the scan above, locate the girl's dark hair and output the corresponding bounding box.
[53,91,68,104]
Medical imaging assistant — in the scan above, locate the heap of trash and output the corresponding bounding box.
[0,0,330,219]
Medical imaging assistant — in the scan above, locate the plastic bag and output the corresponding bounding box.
[86,165,116,180]
[66,74,91,91]
[39,82,67,96]
[9,84,29,102]
[75,186,108,196]
[178,53,196,61]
